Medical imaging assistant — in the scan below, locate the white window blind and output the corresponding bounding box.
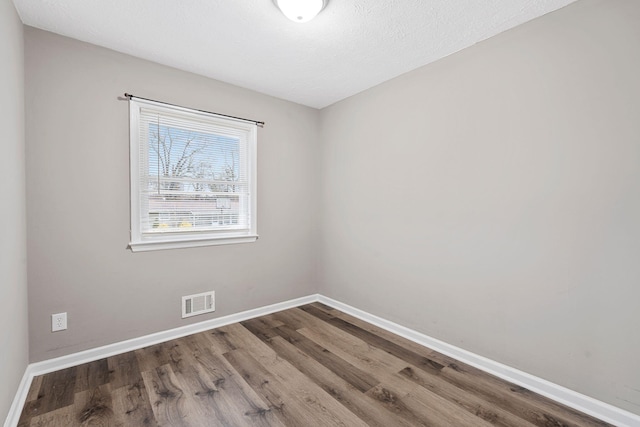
[129,97,257,251]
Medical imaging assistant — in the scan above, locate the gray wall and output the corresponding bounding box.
[0,0,28,422]
[25,28,320,362]
[319,0,640,415]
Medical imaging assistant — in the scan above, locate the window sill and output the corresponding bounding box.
[128,235,258,252]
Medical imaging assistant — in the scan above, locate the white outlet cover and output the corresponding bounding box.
[52,312,67,332]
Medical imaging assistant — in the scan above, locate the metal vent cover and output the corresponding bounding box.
[182,291,215,318]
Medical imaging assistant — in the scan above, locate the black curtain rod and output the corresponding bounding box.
[124,93,265,128]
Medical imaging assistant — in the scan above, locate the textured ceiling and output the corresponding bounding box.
[13,0,576,108]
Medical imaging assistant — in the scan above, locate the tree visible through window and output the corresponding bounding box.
[129,97,257,251]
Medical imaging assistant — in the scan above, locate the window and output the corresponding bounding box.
[129,97,257,251]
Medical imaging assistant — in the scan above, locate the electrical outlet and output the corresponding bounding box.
[52,312,67,332]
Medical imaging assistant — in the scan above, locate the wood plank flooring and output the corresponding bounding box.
[17,303,612,426]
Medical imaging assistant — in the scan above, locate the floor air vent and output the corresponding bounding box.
[182,291,215,318]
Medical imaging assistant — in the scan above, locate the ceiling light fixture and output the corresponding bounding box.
[274,0,327,23]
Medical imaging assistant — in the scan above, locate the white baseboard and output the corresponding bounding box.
[3,294,319,427]
[5,293,639,427]
[317,295,640,427]
[3,365,35,427]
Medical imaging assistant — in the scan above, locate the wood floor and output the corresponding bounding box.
[18,303,611,426]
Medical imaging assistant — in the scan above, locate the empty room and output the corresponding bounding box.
[1,0,639,425]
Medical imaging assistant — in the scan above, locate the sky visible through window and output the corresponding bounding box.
[147,125,240,194]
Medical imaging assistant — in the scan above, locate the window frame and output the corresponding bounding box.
[128,98,257,252]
